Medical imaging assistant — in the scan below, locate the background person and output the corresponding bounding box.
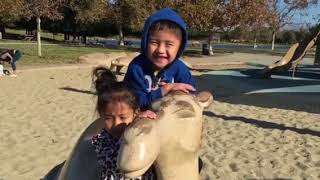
[0,49,22,76]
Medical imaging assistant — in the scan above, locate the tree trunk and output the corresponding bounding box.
[208,33,214,55]
[64,33,70,41]
[118,23,124,46]
[254,38,257,49]
[36,17,42,57]
[271,31,276,51]
[315,38,320,66]
[0,25,5,39]
[81,35,87,44]
[208,41,213,55]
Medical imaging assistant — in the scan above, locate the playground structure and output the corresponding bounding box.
[260,30,320,78]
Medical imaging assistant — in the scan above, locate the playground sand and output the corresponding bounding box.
[0,53,319,179]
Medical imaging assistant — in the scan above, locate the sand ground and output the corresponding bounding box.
[0,53,319,180]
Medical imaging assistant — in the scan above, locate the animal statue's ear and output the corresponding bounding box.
[196,91,213,108]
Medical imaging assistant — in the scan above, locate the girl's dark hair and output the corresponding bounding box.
[92,66,139,117]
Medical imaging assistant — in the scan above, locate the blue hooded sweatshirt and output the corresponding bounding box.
[124,8,196,110]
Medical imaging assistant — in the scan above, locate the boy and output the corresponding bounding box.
[0,49,22,77]
[124,8,196,112]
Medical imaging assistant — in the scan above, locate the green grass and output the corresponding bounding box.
[0,28,132,68]
[5,28,65,42]
[0,41,123,67]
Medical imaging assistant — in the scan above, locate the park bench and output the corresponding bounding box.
[23,34,35,41]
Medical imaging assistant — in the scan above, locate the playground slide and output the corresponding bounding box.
[259,30,320,78]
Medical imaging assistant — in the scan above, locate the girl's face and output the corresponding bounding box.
[103,101,137,139]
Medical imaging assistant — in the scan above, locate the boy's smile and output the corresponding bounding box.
[147,28,182,70]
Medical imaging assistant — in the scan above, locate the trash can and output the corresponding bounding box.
[202,43,209,55]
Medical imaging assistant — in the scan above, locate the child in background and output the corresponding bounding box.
[91,66,155,180]
[124,8,196,113]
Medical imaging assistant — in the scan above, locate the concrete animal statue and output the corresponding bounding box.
[110,52,140,74]
[110,56,133,74]
[117,91,213,180]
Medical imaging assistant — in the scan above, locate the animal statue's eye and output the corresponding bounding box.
[124,118,154,141]
[173,109,195,118]
[175,101,193,108]
[137,125,152,136]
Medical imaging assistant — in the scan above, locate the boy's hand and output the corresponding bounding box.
[139,110,157,119]
[158,81,167,86]
[161,83,195,95]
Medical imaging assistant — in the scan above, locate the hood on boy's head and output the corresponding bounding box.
[140,8,187,60]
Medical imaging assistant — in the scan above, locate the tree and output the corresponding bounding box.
[105,0,127,45]
[282,30,297,43]
[103,0,182,46]
[105,0,157,46]
[267,0,318,50]
[0,0,23,15]
[0,0,23,39]
[68,0,107,43]
[176,0,272,55]
[20,0,66,57]
[175,0,220,55]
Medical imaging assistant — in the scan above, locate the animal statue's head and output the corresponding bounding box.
[117,91,213,179]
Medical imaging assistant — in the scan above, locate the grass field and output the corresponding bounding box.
[0,28,125,67]
[0,28,316,68]
[0,28,126,68]
[0,42,122,66]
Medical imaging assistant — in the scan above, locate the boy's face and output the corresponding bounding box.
[147,28,182,70]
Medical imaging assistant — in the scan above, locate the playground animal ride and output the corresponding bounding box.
[117,91,213,180]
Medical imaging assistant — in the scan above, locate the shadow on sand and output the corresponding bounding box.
[195,68,320,114]
[59,87,95,95]
[204,111,320,137]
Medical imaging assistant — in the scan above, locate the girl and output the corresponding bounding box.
[91,66,156,180]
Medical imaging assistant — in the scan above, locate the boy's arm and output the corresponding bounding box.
[174,61,196,88]
[161,83,195,95]
[159,62,196,95]
[125,66,163,109]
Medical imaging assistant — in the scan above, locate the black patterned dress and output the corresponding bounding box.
[92,129,156,180]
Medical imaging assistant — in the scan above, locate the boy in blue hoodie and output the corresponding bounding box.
[124,8,196,113]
